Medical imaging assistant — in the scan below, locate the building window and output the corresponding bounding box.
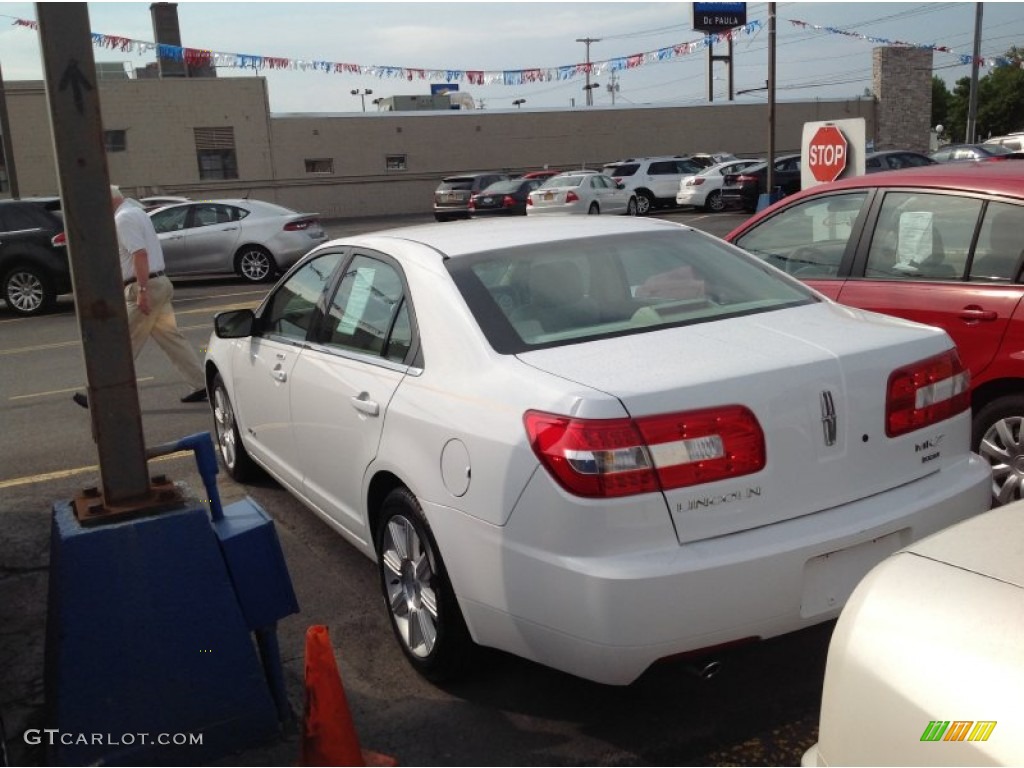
[194,127,239,180]
[385,154,407,171]
[104,130,127,152]
[304,158,334,174]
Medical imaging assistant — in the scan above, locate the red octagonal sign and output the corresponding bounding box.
[808,125,849,183]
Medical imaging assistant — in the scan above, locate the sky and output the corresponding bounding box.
[1,1,1023,114]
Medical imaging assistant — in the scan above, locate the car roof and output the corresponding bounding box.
[789,160,1024,198]
[317,216,687,261]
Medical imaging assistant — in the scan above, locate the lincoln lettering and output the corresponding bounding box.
[682,487,762,511]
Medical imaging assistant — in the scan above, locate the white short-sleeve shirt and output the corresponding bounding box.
[115,199,166,280]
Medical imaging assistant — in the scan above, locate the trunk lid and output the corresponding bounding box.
[517,303,963,544]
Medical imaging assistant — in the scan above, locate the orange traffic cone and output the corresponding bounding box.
[299,625,397,767]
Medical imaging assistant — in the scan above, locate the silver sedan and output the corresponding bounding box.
[149,199,328,282]
[527,172,638,216]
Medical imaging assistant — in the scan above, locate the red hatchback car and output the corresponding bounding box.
[726,162,1024,505]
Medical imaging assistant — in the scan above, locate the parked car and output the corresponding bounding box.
[725,161,1024,504]
[148,199,327,282]
[601,156,704,215]
[929,143,1015,163]
[676,159,763,212]
[0,197,69,316]
[804,501,1024,767]
[468,178,544,217]
[433,172,510,221]
[720,153,803,212]
[984,132,1024,152]
[864,149,937,172]
[527,171,638,216]
[205,216,989,686]
[138,195,191,212]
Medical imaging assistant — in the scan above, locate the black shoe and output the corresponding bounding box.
[181,388,208,403]
[72,392,89,409]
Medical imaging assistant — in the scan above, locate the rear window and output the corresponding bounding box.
[448,230,816,354]
[604,164,640,178]
[437,177,476,192]
[540,175,587,188]
[480,180,521,195]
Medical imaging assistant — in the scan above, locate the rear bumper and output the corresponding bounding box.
[427,453,991,685]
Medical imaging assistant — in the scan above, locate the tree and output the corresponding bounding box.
[932,76,951,134]
[943,48,1024,143]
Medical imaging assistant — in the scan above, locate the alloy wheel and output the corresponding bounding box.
[6,270,46,314]
[213,385,239,472]
[979,415,1024,505]
[380,513,439,659]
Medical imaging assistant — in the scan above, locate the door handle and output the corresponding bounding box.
[350,393,380,417]
[219,226,239,231]
[271,364,287,383]
[959,306,998,323]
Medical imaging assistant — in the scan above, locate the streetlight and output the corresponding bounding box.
[512,98,526,109]
[582,82,600,106]
[350,88,373,112]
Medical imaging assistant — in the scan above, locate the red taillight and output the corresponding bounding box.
[886,350,970,437]
[52,232,67,247]
[468,197,477,210]
[527,196,534,206]
[502,195,516,208]
[284,218,316,231]
[566,191,580,203]
[524,406,765,498]
[736,174,757,184]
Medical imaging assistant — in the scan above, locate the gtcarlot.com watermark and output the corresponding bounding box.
[24,729,202,747]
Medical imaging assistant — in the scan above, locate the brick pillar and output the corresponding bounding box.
[872,47,933,153]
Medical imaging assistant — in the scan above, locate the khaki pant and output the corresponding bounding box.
[124,275,205,391]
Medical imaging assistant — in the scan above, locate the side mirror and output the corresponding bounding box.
[214,309,256,339]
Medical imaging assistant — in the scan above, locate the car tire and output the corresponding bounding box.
[626,197,638,216]
[973,394,1024,506]
[588,202,600,215]
[211,373,260,482]
[3,263,55,316]
[235,246,278,283]
[636,192,654,216]
[704,190,725,213]
[375,487,473,682]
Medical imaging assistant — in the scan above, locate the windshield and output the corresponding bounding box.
[448,230,816,354]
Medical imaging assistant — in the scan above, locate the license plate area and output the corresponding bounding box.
[801,530,907,617]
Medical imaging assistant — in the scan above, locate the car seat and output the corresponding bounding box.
[510,261,599,333]
[971,208,1024,281]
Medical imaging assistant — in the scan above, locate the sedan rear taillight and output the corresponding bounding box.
[502,195,516,208]
[735,174,758,184]
[524,406,765,498]
[566,191,580,204]
[284,219,316,231]
[886,349,970,437]
[52,232,67,247]
[468,198,477,210]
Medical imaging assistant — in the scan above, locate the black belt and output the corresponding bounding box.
[124,271,165,286]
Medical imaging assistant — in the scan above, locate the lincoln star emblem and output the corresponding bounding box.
[821,390,838,446]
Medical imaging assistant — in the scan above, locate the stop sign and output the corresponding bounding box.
[807,125,849,183]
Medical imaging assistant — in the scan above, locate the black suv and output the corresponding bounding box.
[0,197,69,316]
[720,154,803,212]
[433,172,510,221]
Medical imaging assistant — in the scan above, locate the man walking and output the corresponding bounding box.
[74,186,206,408]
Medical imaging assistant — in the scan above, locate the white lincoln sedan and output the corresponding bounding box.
[204,217,991,685]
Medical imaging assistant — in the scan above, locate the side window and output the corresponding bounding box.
[648,161,673,175]
[865,193,982,280]
[261,253,342,340]
[151,206,189,233]
[733,192,869,277]
[970,203,1024,282]
[323,255,408,358]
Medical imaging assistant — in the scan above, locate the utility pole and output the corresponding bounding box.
[576,37,601,106]
[607,71,620,105]
[768,3,776,194]
[966,2,983,143]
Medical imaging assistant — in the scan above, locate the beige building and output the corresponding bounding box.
[0,74,884,218]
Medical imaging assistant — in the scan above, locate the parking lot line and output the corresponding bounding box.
[0,450,192,490]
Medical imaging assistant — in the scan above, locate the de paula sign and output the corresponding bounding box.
[693,3,747,33]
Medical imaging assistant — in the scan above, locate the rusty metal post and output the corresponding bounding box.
[36,3,152,508]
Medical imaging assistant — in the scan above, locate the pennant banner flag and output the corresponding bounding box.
[788,18,1024,69]
[10,16,763,86]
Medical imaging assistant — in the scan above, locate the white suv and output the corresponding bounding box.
[601,156,704,215]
